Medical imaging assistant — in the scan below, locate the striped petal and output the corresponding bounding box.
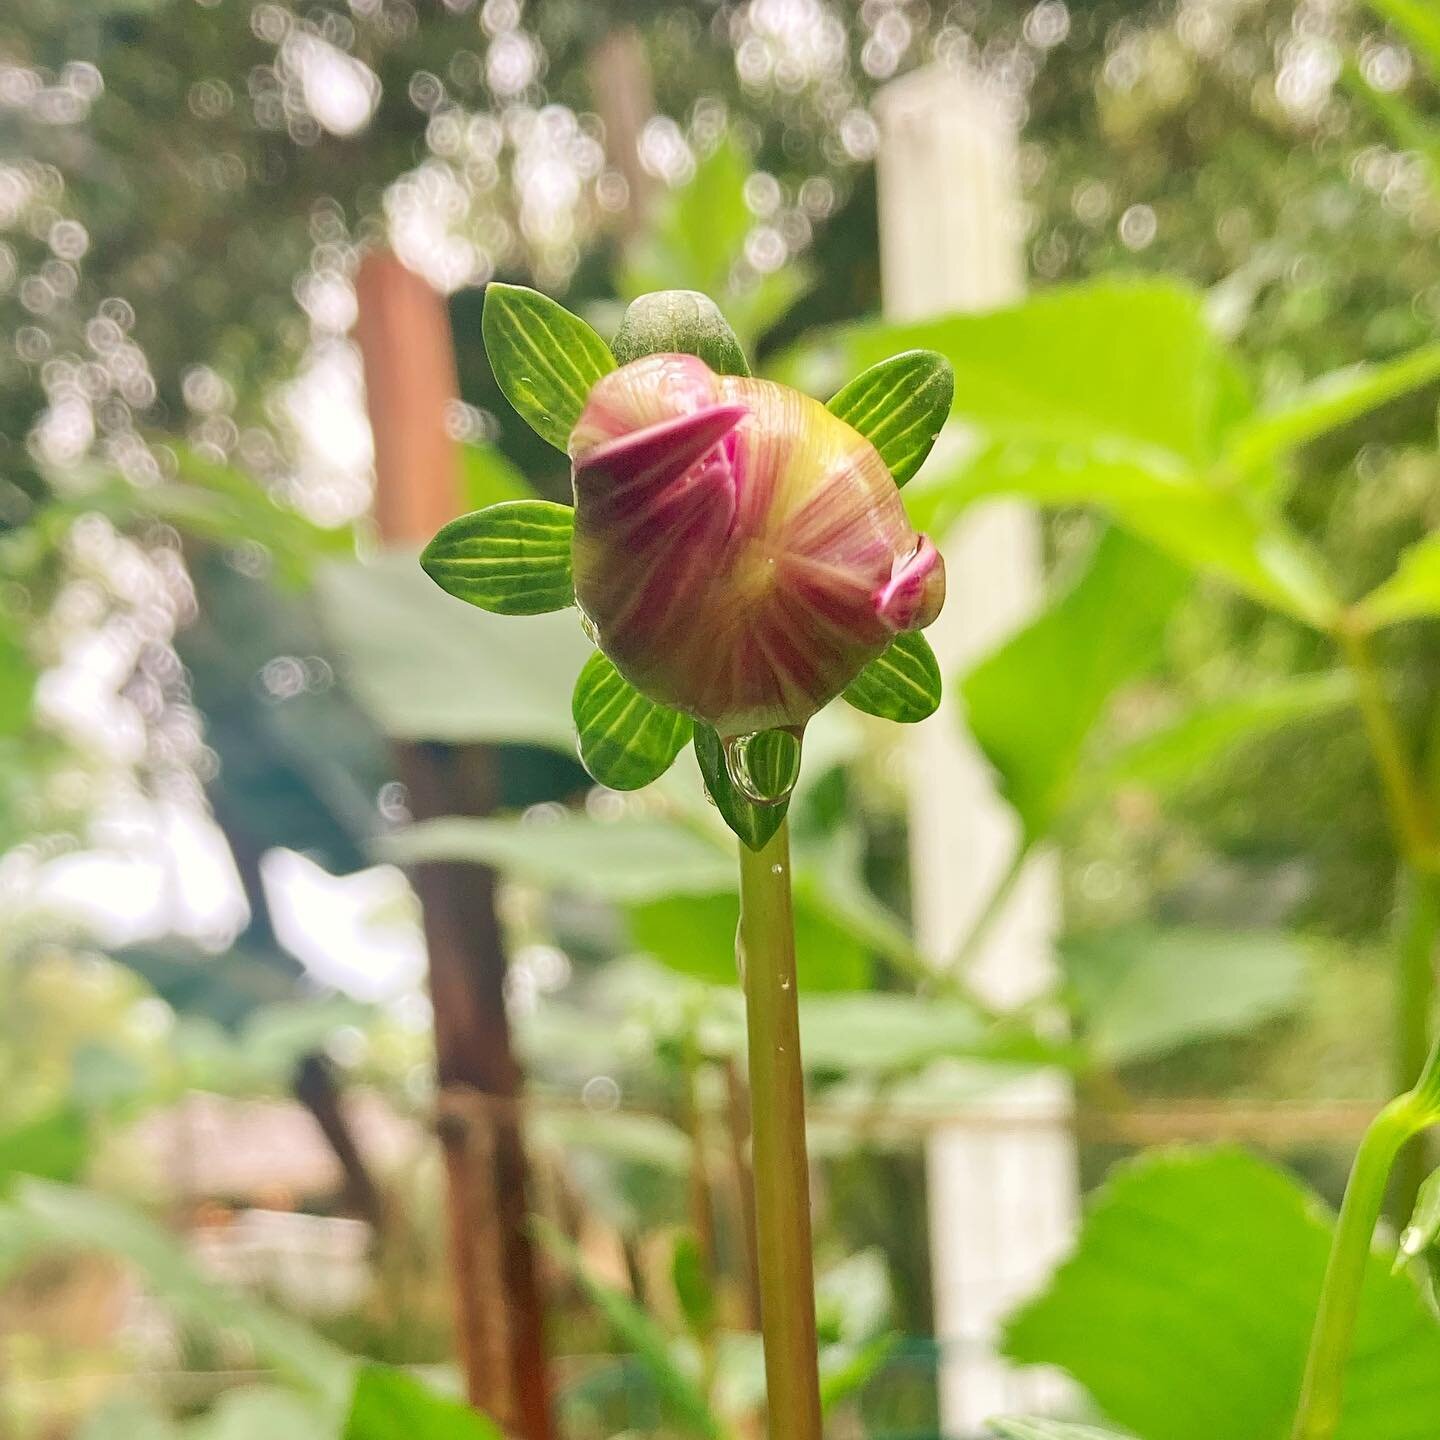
[568,353,946,738]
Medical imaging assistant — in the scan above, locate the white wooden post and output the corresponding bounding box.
[876,64,1080,1433]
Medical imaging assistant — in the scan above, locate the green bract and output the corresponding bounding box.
[420,283,954,848]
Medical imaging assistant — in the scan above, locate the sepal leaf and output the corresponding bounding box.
[827,349,954,486]
[694,723,788,851]
[573,650,692,790]
[481,282,616,451]
[842,631,942,722]
[420,499,574,615]
[612,289,752,377]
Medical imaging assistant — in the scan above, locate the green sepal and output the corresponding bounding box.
[420,499,574,615]
[611,290,752,377]
[693,723,788,851]
[827,349,954,487]
[842,632,942,723]
[572,650,692,791]
[481,282,616,452]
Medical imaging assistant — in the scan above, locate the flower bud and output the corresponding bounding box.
[568,353,945,738]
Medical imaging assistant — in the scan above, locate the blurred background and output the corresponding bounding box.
[1,1,1438,1437]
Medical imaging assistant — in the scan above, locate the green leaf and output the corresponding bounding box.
[1223,341,1440,477]
[626,890,871,992]
[620,135,754,304]
[1366,0,1440,75]
[536,1220,723,1440]
[482,282,616,451]
[572,650,692,790]
[317,553,589,746]
[1072,672,1356,809]
[842,632,942,723]
[788,279,1231,464]
[788,280,1340,627]
[1064,926,1309,1066]
[694,722,788,851]
[421,500,574,615]
[1004,1148,1440,1440]
[961,529,1189,841]
[9,1180,351,1405]
[0,1109,87,1195]
[1355,533,1440,629]
[458,442,535,509]
[611,290,751,377]
[992,1423,1132,1440]
[343,1365,501,1440]
[826,350,954,486]
[671,1232,717,1341]
[381,814,735,903]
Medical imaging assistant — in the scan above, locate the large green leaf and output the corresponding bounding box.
[1064,926,1309,1066]
[381,814,735,902]
[826,350,954,486]
[1004,1148,1440,1440]
[790,279,1231,463]
[961,529,1189,841]
[572,650,693,790]
[1221,341,1440,478]
[1367,0,1440,75]
[625,889,871,992]
[343,1365,501,1440]
[536,1220,723,1440]
[843,632,943,723]
[481,282,616,451]
[992,1423,1133,1440]
[8,1180,351,1404]
[1355,533,1440,630]
[693,722,789,851]
[0,1109,87,1194]
[458,441,534,510]
[420,500,574,615]
[1071,672,1356,809]
[788,280,1338,626]
[316,553,588,746]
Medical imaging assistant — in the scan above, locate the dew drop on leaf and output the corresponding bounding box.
[722,725,803,805]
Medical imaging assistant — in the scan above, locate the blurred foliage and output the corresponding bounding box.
[1,0,1439,1434]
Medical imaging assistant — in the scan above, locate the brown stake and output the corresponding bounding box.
[353,251,554,1439]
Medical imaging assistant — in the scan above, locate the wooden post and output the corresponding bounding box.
[875,66,1080,1431]
[353,251,554,1440]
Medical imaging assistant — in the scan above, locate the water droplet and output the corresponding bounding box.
[770,862,784,876]
[722,725,803,805]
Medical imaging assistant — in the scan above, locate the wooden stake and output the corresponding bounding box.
[353,251,554,1440]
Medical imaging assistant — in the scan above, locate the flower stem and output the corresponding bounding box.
[1394,870,1440,1213]
[737,819,822,1440]
[1290,1046,1440,1440]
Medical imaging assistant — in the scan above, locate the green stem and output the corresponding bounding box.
[1339,629,1435,866]
[738,820,822,1440]
[1291,1049,1440,1440]
[1338,627,1440,1217]
[1394,871,1440,1214]
[948,841,1030,982]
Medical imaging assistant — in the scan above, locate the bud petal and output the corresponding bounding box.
[569,353,946,737]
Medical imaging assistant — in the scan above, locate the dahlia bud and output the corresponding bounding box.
[568,352,945,742]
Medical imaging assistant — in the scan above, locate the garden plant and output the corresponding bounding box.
[421,281,955,1438]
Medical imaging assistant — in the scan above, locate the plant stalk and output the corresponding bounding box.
[1394,870,1440,1211]
[1338,627,1440,1217]
[737,819,822,1440]
[1291,1046,1440,1440]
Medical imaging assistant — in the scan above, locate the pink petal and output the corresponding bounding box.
[874,536,945,632]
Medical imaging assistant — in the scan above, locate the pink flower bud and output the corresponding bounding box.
[568,353,945,738]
